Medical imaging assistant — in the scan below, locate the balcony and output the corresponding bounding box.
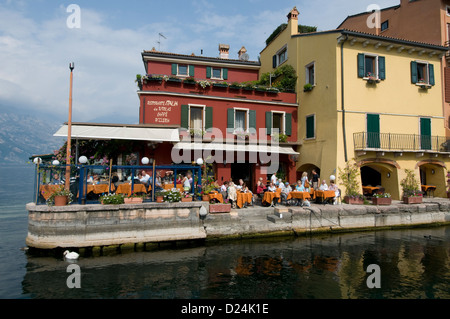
[353,132,450,155]
[445,41,450,62]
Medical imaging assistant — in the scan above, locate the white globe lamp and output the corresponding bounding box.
[141,157,150,165]
[79,156,88,164]
[33,157,42,165]
[196,158,204,165]
[52,160,60,166]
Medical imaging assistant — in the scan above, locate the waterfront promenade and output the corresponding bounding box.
[25,197,450,250]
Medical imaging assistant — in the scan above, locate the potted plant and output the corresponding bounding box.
[266,87,279,94]
[124,192,144,204]
[135,74,143,90]
[372,193,392,205]
[446,172,450,198]
[183,77,196,85]
[99,193,125,205]
[47,185,73,206]
[303,83,314,92]
[209,199,232,213]
[181,192,193,202]
[155,190,166,203]
[189,129,205,138]
[163,189,181,203]
[400,169,423,204]
[213,81,228,88]
[229,82,242,90]
[338,158,364,204]
[364,72,380,84]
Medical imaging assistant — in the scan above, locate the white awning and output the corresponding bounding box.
[173,142,299,155]
[54,124,180,142]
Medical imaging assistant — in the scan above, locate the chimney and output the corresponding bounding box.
[238,46,247,59]
[219,44,230,59]
[287,7,299,36]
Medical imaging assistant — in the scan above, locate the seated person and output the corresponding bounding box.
[220,181,228,200]
[51,173,63,185]
[295,180,305,192]
[235,179,244,191]
[266,182,278,207]
[328,179,340,204]
[319,180,328,191]
[281,182,292,205]
[256,178,267,198]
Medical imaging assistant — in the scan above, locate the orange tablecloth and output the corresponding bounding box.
[313,190,336,200]
[236,192,252,208]
[362,186,380,195]
[39,184,63,200]
[208,192,223,203]
[287,191,311,200]
[115,183,148,196]
[164,184,183,190]
[263,191,280,205]
[421,185,436,192]
[86,184,110,194]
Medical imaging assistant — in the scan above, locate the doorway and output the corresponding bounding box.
[231,163,253,190]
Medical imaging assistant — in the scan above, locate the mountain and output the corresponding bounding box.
[0,106,65,164]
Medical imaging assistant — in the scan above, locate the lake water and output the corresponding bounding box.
[1,164,450,302]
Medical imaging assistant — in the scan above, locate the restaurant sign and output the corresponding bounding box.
[147,100,178,124]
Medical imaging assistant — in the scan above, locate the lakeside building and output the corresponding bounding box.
[259,7,450,199]
[338,0,450,138]
[54,46,299,192]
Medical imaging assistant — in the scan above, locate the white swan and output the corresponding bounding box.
[63,250,79,260]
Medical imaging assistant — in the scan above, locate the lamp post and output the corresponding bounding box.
[65,62,75,191]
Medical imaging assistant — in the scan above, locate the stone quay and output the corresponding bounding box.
[26,198,450,250]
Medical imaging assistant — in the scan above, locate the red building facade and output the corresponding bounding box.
[137,47,299,191]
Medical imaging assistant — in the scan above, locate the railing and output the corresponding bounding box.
[34,164,202,205]
[445,41,450,59]
[353,132,450,153]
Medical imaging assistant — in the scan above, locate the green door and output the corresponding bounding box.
[420,118,431,150]
[367,114,380,148]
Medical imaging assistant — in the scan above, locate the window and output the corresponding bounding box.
[272,45,288,68]
[171,64,194,77]
[177,64,188,76]
[381,20,389,32]
[234,109,248,132]
[306,114,315,139]
[189,106,204,130]
[357,53,385,80]
[447,5,450,16]
[411,61,435,86]
[206,67,228,80]
[265,111,292,136]
[305,62,315,85]
[181,104,213,132]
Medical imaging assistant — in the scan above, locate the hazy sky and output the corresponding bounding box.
[0,0,400,124]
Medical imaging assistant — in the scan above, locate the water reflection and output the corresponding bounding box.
[22,226,450,299]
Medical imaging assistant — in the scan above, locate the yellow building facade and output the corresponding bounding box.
[260,7,450,199]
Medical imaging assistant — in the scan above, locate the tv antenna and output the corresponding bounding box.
[157,33,166,51]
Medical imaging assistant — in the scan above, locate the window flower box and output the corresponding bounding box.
[266,87,279,94]
[363,76,380,84]
[183,78,196,85]
[416,83,432,89]
[209,203,231,213]
[344,196,364,205]
[167,77,182,83]
[372,197,392,205]
[303,83,314,92]
[213,82,228,88]
[124,197,143,204]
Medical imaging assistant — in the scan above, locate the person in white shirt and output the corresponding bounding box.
[319,180,328,191]
[271,174,278,186]
[220,181,228,200]
[281,182,292,205]
[235,179,244,191]
[140,170,151,185]
[328,178,340,205]
[227,182,237,208]
[267,182,277,192]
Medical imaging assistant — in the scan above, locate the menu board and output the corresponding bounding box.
[147,100,178,124]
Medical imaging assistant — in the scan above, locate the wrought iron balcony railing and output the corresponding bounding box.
[353,132,450,153]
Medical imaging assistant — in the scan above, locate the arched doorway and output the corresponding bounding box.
[417,160,446,198]
[297,163,320,183]
[358,158,400,199]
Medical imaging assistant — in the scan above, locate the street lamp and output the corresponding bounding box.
[65,62,75,191]
[79,156,88,164]
[141,157,150,165]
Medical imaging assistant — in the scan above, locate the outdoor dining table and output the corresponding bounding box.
[287,191,311,201]
[39,184,63,201]
[313,190,336,201]
[362,186,380,195]
[262,190,280,206]
[115,183,148,196]
[208,191,223,203]
[164,184,183,190]
[421,185,436,197]
[236,191,253,208]
[86,183,111,194]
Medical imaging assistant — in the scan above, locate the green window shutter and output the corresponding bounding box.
[429,64,435,86]
[411,61,418,84]
[366,114,380,148]
[181,105,189,129]
[265,112,272,135]
[306,115,315,139]
[222,68,228,80]
[206,66,211,79]
[285,113,292,136]
[171,63,177,75]
[420,117,431,150]
[227,108,234,133]
[357,53,365,78]
[378,56,386,80]
[205,107,213,132]
[272,55,277,68]
[189,65,195,77]
[249,110,256,133]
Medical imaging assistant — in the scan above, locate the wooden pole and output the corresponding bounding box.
[65,62,74,191]
[152,159,156,202]
[108,159,112,193]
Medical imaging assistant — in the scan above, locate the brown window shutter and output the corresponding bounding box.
[445,67,450,103]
